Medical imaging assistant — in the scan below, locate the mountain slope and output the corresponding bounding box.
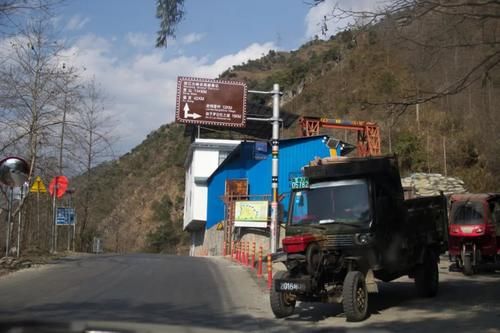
[73,123,190,253]
[76,12,500,252]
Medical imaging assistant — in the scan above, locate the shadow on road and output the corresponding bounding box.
[282,274,500,332]
[0,299,357,333]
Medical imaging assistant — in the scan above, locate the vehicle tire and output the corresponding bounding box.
[270,271,296,318]
[415,251,439,297]
[306,242,321,275]
[463,255,474,276]
[342,271,368,322]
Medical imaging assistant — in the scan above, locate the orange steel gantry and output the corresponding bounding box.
[299,116,381,157]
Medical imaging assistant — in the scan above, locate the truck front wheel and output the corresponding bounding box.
[270,271,296,318]
[463,255,474,276]
[342,271,368,322]
[415,251,439,297]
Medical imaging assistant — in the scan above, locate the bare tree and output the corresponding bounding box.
[66,78,115,251]
[0,1,56,28]
[0,16,68,201]
[314,0,500,107]
[53,64,81,175]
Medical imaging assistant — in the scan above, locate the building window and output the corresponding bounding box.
[218,151,229,165]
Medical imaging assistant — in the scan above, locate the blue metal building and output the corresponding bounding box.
[205,136,332,229]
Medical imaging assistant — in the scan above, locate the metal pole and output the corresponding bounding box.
[270,83,280,254]
[5,188,13,257]
[16,186,24,257]
[36,190,40,244]
[443,136,447,177]
[51,182,57,253]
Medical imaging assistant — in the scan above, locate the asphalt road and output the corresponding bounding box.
[0,253,268,333]
[0,254,499,333]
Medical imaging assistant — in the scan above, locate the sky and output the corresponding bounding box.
[55,0,378,155]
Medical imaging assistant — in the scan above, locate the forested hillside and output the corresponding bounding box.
[79,2,500,252]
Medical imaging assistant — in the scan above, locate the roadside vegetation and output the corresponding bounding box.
[2,1,499,255]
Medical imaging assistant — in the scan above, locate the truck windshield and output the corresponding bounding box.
[451,201,485,225]
[290,179,371,226]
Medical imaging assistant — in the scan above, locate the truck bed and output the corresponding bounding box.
[405,195,448,253]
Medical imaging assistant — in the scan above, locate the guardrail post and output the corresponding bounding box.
[257,247,263,278]
[251,242,256,269]
[236,242,240,262]
[267,254,272,290]
[240,242,244,263]
[245,241,249,266]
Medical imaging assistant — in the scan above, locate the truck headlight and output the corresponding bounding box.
[355,233,373,245]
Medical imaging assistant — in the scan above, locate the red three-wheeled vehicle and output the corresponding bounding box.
[448,193,500,275]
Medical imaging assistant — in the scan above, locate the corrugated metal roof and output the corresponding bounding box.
[206,136,329,183]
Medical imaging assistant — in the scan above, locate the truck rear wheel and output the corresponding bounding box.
[306,242,321,275]
[463,255,474,276]
[415,251,439,297]
[270,271,296,318]
[342,271,368,322]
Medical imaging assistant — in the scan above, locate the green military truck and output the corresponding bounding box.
[271,155,448,322]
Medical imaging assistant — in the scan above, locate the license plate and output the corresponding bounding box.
[276,280,307,292]
[461,226,474,234]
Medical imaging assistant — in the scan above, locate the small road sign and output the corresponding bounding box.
[56,207,75,225]
[175,76,247,127]
[49,176,68,198]
[30,176,47,193]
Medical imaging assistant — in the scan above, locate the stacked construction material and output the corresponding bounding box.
[401,173,467,197]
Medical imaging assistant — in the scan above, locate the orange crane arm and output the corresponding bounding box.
[299,116,381,157]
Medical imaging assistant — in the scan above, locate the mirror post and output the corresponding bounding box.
[5,188,13,257]
[0,157,29,257]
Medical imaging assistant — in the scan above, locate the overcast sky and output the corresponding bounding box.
[56,0,378,155]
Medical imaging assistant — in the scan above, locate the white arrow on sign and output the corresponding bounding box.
[184,103,201,119]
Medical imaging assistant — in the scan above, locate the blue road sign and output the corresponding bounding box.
[55,207,75,225]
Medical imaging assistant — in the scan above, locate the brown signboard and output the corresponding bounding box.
[175,76,247,127]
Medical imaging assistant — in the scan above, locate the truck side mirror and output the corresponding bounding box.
[295,193,304,207]
[495,209,500,224]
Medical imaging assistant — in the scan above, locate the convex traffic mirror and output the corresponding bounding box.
[0,157,29,187]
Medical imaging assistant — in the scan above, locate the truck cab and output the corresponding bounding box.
[271,156,448,322]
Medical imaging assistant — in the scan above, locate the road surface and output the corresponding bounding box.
[0,254,498,332]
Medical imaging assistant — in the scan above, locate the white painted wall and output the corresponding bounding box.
[183,139,240,231]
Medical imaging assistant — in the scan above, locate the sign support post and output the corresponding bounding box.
[36,190,40,243]
[30,176,47,244]
[51,185,57,253]
[247,84,281,253]
[270,83,280,254]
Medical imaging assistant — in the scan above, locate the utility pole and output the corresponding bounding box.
[247,84,282,253]
[270,84,280,253]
